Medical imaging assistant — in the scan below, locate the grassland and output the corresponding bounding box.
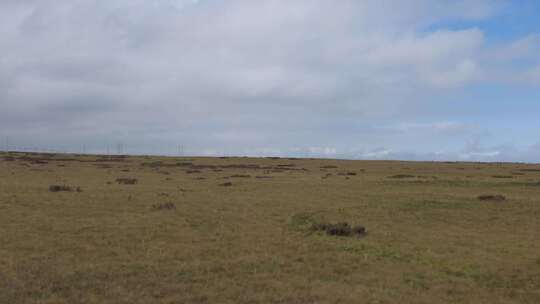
[1,152,539,303]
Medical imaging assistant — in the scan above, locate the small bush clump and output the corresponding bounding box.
[116,178,138,185]
[338,172,357,176]
[49,185,72,192]
[96,164,113,169]
[32,160,48,164]
[478,195,506,202]
[152,202,176,210]
[311,222,366,237]
[220,182,233,187]
[320,165,338,169]
[277,164,296,167]
[388,174,416,179]
[141,161,163,168]
[230,174,251,178]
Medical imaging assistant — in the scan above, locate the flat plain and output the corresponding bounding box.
[0,152,539,304]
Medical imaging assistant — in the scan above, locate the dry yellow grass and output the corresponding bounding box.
[1,152,539,303]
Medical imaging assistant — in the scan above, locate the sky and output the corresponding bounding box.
[1,0,539,162]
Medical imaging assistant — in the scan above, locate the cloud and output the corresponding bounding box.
[0,0,538,160]
[490,34,540,61]
[393,121,469,132]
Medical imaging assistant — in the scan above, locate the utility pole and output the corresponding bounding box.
[117,142,123,155]
[178,144,185,156]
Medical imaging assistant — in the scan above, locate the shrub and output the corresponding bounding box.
[49,185,72,192]
[141,161,162,168]
[311,222,366,237]
[325,222,352,236]
[116,178,138,185]
[230,174,251,178]
[277,164,296,167]
[352,225,366,235]
[478,195,506,202]
[152,202,176,210]
[31,160,48,164]
[338,172,357,176]
[388,174,416,179]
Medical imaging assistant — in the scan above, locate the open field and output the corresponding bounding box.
[1,152,539,304]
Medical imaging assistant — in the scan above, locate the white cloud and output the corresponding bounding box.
[489,34,540,61]
[522,66,540,85]
[0,0,538,160]
[459,150,501,160]
[394,121,468,132]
